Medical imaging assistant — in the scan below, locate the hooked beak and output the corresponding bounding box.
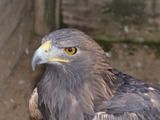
[31,41,69,71]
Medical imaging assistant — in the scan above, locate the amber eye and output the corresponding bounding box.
[65,47,77,55]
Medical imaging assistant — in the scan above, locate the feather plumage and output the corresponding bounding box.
[29,29,160,120]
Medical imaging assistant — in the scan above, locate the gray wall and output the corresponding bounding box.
[62,0,160,41]
[0,0,34,81]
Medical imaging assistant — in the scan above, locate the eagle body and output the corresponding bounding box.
[30,29,160,120]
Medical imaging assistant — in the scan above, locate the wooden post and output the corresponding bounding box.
[34,0,61,35]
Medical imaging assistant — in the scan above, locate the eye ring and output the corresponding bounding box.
[65,47,77,55]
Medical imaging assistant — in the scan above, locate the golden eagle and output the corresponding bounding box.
[29,29,160,120]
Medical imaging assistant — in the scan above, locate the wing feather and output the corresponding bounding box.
[91,112,147,120]
[90,70,160,120]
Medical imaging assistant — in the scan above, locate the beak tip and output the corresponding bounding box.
[31,53,38,71]
[31,61,36,71]
[32,66,35,71]
[31,51,43,71]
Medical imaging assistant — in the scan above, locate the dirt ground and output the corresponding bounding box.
[0,37,160,120]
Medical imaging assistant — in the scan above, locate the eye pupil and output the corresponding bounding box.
[68,47,73,52]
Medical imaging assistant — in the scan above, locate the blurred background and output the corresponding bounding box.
[0,0,160,120]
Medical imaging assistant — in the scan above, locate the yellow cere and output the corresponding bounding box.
[49,57,69,63]
[41,41,51,52]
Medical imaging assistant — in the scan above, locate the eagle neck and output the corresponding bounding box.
[38,61,115,120]
[38,64,95,120]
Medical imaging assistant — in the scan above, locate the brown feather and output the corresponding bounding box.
[29,88,43,120]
